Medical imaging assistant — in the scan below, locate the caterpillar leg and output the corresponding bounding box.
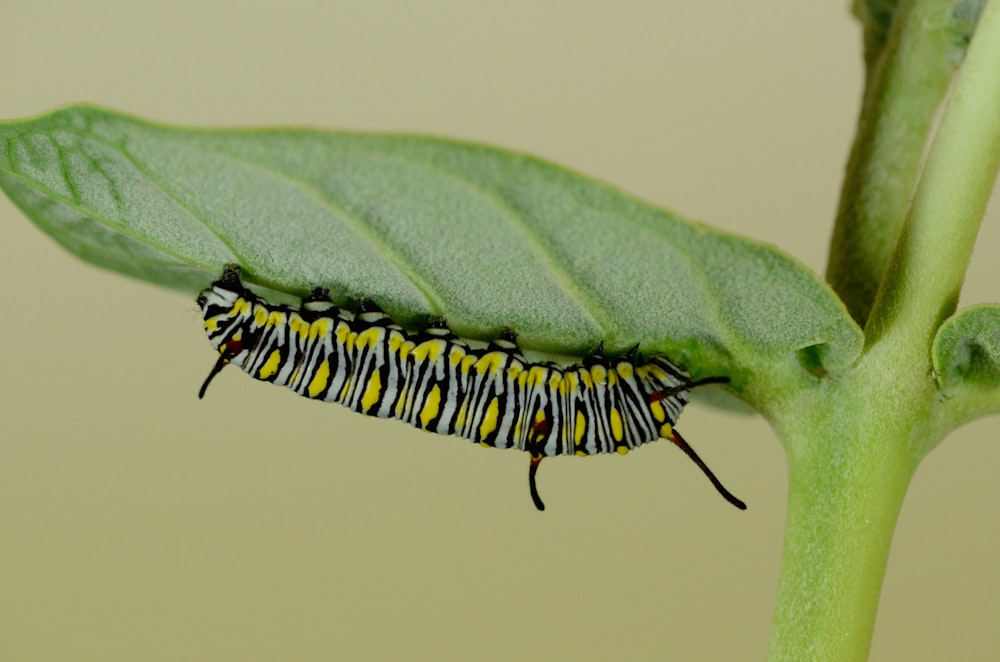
[528,454,545,511]
[669,427,747,510]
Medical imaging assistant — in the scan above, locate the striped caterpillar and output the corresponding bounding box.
[197,265,745,511]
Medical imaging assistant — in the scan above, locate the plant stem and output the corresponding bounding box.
[827,0,968,326]
[766,377,923,661]
[865,0,1000,356]
[768,2,1000,659]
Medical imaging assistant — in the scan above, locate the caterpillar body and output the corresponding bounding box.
[197,265,745,511]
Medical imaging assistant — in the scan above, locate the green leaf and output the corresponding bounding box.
[0,105,862,384]
[933,304,1000,391]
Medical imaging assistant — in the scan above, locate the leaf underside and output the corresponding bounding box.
[0,105,862,384]
[933,304,1000,392]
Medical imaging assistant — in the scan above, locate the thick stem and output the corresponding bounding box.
[769,6,1000,661]
[766,378,925,661]
[768,6,1000,658]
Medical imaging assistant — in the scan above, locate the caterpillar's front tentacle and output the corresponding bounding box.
[668,427,746,510]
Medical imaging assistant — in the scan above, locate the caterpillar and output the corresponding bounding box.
[197,265,745,511]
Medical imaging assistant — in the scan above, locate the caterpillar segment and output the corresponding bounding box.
[198,265,746,512]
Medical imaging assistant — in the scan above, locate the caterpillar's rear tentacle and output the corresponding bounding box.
[198,354,230,399]
[528,454,545,511]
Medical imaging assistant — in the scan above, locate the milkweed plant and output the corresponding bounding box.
[1,1,997,660]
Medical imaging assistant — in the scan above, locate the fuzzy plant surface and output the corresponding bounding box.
[1,1,998,659]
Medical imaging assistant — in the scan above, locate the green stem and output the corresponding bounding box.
[766,377,924,661]
[827,0,968,326]
[768,2,1000,659]
[866,0,1000,356]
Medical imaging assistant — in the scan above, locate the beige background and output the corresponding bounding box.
[1,2,998,660]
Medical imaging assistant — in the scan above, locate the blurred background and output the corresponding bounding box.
[1,2,997,660]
